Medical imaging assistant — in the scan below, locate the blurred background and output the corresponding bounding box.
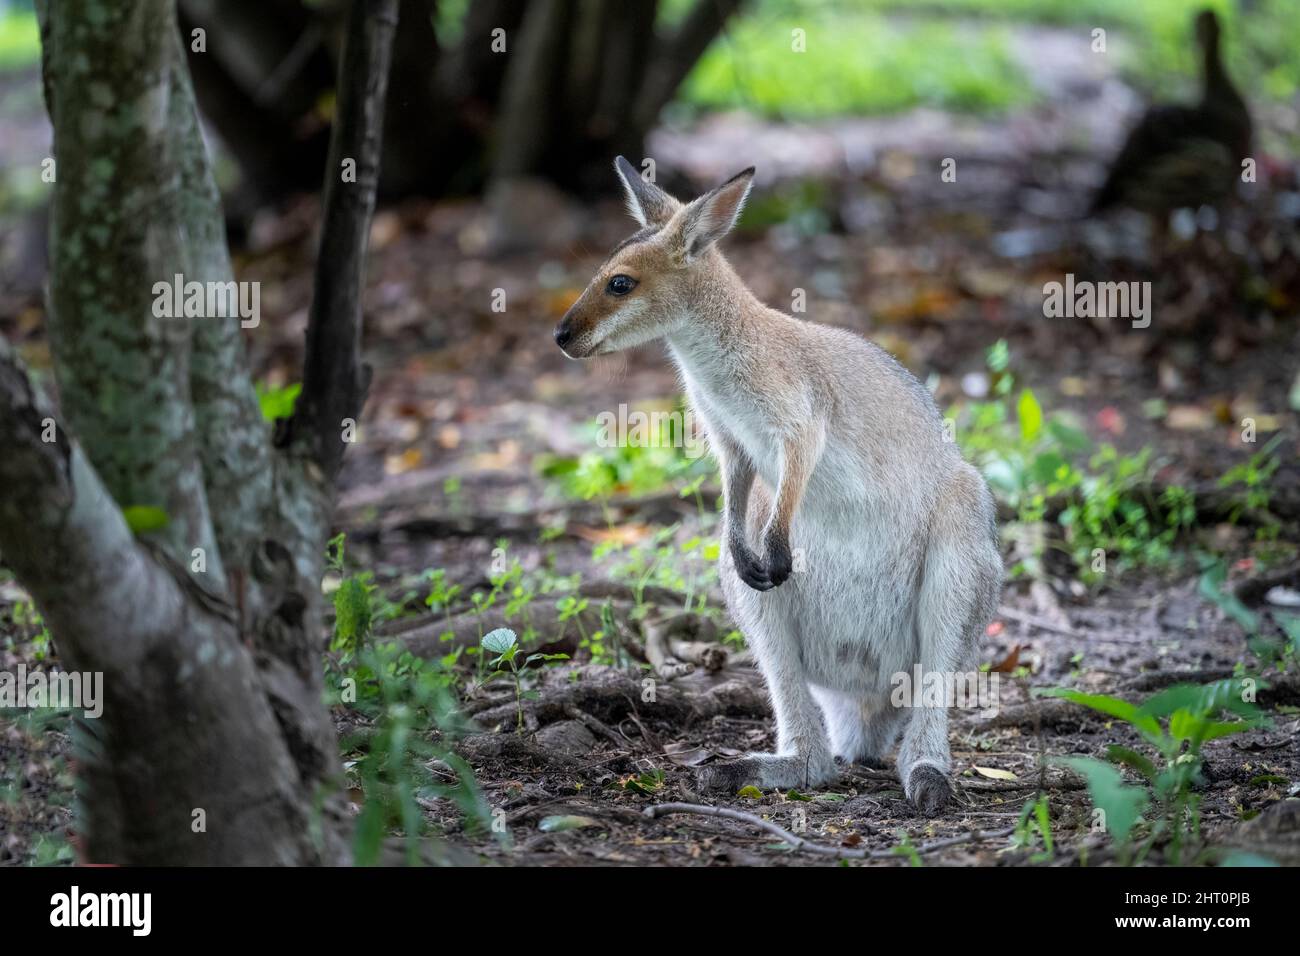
[2,0,1300,864]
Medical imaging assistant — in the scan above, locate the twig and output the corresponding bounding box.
[643,802,1015,860]
[997,605,1081,639]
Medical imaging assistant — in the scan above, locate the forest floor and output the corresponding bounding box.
[3,30,1300,866]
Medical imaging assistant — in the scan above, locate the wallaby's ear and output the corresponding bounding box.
[615,156,679,227]
[676,167,755,262]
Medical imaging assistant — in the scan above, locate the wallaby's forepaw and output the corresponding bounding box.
[906,765,952,817]
[697,753,837,793]
[730,535,792,591]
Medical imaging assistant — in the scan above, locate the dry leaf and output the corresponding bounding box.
[989,643,1023,673]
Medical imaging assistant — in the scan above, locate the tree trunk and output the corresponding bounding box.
[179,0,339,208]
[5,0,398,865]
[176,0,743,203]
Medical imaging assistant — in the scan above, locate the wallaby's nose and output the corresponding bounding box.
[554,321,573,350]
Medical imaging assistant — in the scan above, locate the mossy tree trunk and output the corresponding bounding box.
[0,0,397,864]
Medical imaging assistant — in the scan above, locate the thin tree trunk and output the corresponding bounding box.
[490,0,577,183]
[632,0,745,136]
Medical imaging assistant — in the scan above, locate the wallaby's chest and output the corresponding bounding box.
[688,383,780,479]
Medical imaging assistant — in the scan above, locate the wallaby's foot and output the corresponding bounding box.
[906,765,952,817]
[697,752,837,793]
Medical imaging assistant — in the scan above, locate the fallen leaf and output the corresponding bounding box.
[662,743,710,767]
[383,448,423,475]
[1166,404,1213,431]
[989,643,1023,673]
[973,766,1018,781]
[538,815,601,833]
[573,523,653,546]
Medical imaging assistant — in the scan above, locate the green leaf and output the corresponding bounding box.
[1029,450,1067,486]
[785,789,812,802]
[737,785,763,799]
[1198,718,1257,742]
[1197,560,1259,635]
[1034,687,1162,741]
[255,381,301,422]
[985,339,1009,373]
[332,575,375,651]
[1056,757,1148,843]
[1047,419,1092,454]
[480,628,517,655]
[122,505,169,534]
[1140,679,1263,722]
[1017,388,1043,443]
[1218,851,1279,867]
[1275,612,1300,655]
[1105,745,1157,782]
[1033,796,1053,855]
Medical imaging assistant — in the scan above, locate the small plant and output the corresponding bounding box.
[890,829,923,867]
[480,628,568,733]
[326,533,397,664]
[1012,793,1054,863]
[954,341,1196,584]
[1218,434,1284,532]
[340,642,488,866]
[1037,678,1268,863]
[1199,556,1300,671]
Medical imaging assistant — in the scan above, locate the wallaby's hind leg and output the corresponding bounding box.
[697,619,837,792]
[898,471,1001,816]
[813,688,906,769]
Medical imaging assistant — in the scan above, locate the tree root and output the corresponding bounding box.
[379,580,745,680]
[465,665,769,733]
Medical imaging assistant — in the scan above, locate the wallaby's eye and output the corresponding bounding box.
[606,275,637,296]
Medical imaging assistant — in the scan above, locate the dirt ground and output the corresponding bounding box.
[3,36,1300,865]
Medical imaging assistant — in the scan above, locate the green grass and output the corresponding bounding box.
[681,11,1031,118]
[674,0,1300,118]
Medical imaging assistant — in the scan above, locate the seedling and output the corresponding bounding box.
[480,628,568,734]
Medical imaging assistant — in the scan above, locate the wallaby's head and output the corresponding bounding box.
[554,156,755,358]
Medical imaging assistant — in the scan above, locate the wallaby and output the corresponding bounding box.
[554,158,1003,815]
